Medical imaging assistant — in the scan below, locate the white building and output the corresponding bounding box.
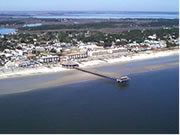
[88,47,128,57]
[39,56,60,63]
[65,52,88,60]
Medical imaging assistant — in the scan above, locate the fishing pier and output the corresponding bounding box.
[62,61,130,84]
[75,68,130,83]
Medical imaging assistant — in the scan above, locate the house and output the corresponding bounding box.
[26,54,36,60]
[148,34,157,40]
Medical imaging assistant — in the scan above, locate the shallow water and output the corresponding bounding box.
[23,23,42,27]
[0,28,16,35]
[99,55,179,72]
[0,73,64,95]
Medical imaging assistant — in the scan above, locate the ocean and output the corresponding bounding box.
[0,65,178,133]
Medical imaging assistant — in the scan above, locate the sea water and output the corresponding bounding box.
[0,66,178,134]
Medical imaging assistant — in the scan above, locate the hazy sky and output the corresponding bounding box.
[0,0,179,12]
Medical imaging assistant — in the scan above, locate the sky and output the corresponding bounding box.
[0,0,179,12]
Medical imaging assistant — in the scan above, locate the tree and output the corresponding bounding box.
[104,41,112,47]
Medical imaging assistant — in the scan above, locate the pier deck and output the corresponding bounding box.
[75,68,130,83]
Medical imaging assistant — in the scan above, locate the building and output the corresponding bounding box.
[88,47,128,57]
[88,49,110,57]
[65,52,88,60]
[110,48,128,53]
[39,56,60,63]
[62,61,79,68]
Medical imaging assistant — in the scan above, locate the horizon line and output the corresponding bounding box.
[0,10,179,13]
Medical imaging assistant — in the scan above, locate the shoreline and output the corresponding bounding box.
[0,48,179,80]
[0,61,178,97]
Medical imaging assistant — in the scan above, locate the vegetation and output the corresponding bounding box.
[0,21,25,25]
[19,19,179,31]
[120,28,179,43]
[19,22,137,31]
[0,27,178,51]
[140,19,179,27]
